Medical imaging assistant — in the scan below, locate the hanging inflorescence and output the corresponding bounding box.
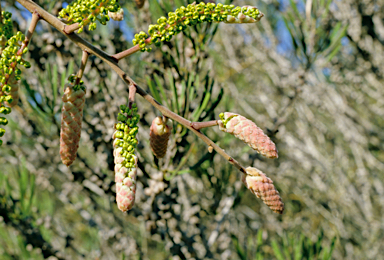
[5,1,283,214]
[133,2,264,52]
[59,0,121,33]
[219,112,278,159]
[112,104,140,212]
[59,75,86,166]
[242,167,284,214]
[0,11,30,146]
[149,116,172,159]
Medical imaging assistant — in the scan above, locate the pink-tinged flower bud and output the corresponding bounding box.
[149,116,172,159]
[219,112,278,159]
[114,160,137,212]
[113,126,138,212]
[5,74,19,107]
[108,9,124,21]
[60,83,86,166]
[242,167,284,214]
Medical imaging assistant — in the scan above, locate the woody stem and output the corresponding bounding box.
[75,50,89,84]
[16,0,247,175]
[17,11,40,56]
[190,120,219,130]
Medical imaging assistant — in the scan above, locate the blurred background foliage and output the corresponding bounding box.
[0,0,383,259]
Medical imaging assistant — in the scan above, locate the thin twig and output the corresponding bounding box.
[112,37,151,60]
[191,120,219,130]
[22,12,40,50]
[15,0,247,174]
[128,83,136,108]
[16,11,40,57]
[75,50,89,85]
[63,23,81,34]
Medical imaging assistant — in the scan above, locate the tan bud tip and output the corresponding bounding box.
[108,9,124,21]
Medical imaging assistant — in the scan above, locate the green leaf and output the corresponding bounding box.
[271,240,285,260]
[149,0,165,24]
[294,235,304,260]
[289,0,303,22]
[52,64,58,111]
[231,235,247,260]
[146,76,162,104]
[167,70,180,114]
[174,0,184,8]
[192,92,210,121]
[154,73,170,108]
[282,235,292,260]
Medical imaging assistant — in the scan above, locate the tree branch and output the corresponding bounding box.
[75,50,89,84]
[15,0,247,174]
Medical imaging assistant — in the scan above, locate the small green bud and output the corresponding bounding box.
[0,128,5,137]
[2,85,11,92]
[0,117,8,125]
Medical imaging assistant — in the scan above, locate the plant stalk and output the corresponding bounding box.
[15,0,247,174]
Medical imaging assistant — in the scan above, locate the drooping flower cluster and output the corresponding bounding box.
[149,116,172,159]
[242,167,284,214]
[112,104,140,212]
[0,11,30,146]
[218,112,278,159]
[59,77,86,166]
[59,0,121,33]
[133,2,264,52]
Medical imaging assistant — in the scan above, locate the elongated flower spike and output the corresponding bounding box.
[112,103,140,212]
[242,167,284,214]
[0,11,30,146]
[218,112,278,159]
[59,0,121,33]
[133,3,264,52]
[0,11,13,39]
[150,116,172,159]
[59,77,86,166]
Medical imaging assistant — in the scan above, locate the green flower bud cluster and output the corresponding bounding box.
[67,74,85,91]
[219,112,237,128]
[59,0,121,33]
[114,103,140,169]
[133,2,263,52]
[0,14,30,146]
[0,103,11,145]
[0,11,13,40]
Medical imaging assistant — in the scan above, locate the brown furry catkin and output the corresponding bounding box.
[59,83,86,166]
[219,112,278,159]
[242,167,284,214]
[149,116,172,159]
